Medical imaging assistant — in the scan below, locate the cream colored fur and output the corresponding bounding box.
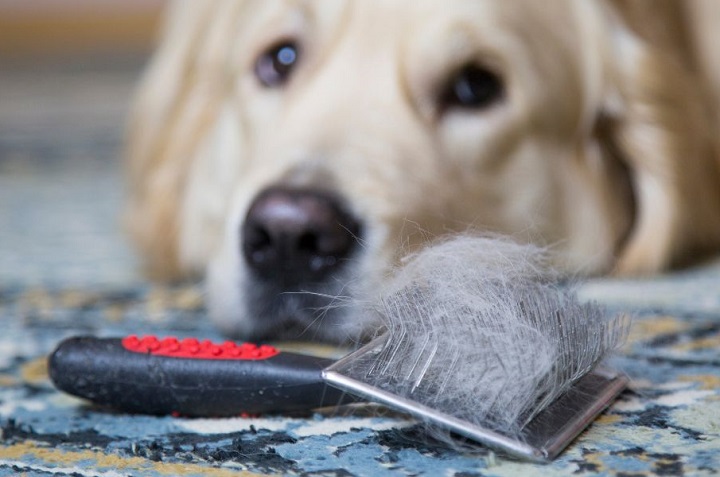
[126,0,720,341]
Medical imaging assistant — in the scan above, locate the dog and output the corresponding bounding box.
[125,0,720,343]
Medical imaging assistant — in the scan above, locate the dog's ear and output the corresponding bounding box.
[125,1,238,280]
[597,0,720,274]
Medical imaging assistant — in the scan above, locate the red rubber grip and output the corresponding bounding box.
[121,335,280,360]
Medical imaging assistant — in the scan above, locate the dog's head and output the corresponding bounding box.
[126,0,720,342]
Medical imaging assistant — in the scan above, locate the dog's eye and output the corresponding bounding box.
[442,65,504,111]
[255,42,300,87]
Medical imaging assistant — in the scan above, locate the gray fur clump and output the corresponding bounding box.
[365,236,629,437]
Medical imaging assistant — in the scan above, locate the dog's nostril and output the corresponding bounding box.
[296,232,337,272]
[244,227,274,265]
[241,187,361,281]
[297,232,318,253]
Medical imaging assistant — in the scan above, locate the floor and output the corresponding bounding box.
[0,55,142,287]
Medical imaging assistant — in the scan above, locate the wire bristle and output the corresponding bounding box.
[362,235,629,438]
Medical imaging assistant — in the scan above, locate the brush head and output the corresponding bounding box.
[324,236,629,461]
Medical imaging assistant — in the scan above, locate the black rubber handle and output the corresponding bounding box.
[48,335,353,417]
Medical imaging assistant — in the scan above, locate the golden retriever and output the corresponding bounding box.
[125,0,720,342]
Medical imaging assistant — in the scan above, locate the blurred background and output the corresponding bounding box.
[0,0,166,287]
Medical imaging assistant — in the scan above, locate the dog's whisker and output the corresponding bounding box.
[339,222,369,251]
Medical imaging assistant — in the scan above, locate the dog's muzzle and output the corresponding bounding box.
[235,186,365,341]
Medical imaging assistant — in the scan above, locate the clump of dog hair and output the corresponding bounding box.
[363,235,629,438]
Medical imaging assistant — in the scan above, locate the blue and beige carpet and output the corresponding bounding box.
[1,57,719,476]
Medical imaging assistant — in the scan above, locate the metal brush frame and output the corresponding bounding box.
[323,335,628,463]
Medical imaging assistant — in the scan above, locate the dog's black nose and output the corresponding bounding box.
[242,187,361,282]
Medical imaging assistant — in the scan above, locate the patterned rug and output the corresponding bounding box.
[1,57,720,476]
[2,282,720,476]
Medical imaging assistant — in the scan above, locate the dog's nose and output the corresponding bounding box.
[242,187,361,281]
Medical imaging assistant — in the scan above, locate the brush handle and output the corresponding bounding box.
[48,335,351,417]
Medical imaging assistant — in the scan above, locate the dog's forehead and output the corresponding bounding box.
[247,0,580,39]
